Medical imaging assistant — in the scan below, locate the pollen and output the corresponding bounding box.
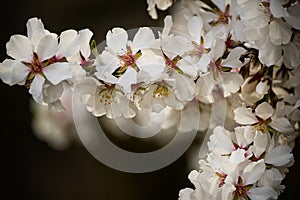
[98,88,114,106]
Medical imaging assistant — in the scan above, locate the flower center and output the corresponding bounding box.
[154,85,170,98]
[216,172,227,187]
[234,184,247,197]
[113,47,141,77]
[98,86,114,106]
[119,53,135,66]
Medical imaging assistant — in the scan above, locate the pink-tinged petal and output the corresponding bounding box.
[243,160,265,185]
[43,63,73,85]
[37,35,58,61]
[265,145,293,166]
[132,27,155,52]
[187,16,203,43]
[0,59,30,85]
[106,28,128,54]
[255,102,274,120]
[26,17,45,40]
[29,74,45,103]
[57,29,79,57]
[6,35,33,61]
[248,186,278,200]
[234,107,259,125]
[78,29,93,58]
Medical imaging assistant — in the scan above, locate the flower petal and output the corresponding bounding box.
[0,59,30,85]
[37,35,58,61]
[222,47,248,68]
[43,62,73,85]
[26,17,45,39]
[269,0,289,18]
[132,27,155,52]
[265,145,293,166]
[6,35,33,61]
[269,20,292,45]
[187,16,203,43]
[269,117,294,134]
[234,107,258,125]
[255,102,274,120]
[57,29,79,57]
[243,160,265,185]
[106,28,128,54]
[29,74,45,103]
[43,83,64,103]
[78,29,93,58]
[248,186,278,200]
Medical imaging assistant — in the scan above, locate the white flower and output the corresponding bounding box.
[74,77,136,119]
[146,0,174,19]
[223,160,278,200]
[0,18,91,106]
[95,27,159,94]
[234,102,294,134]
[196,45,248,100]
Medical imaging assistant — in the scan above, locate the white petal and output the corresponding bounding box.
[43,63,73,85]
[0,59,30,85]
[136,54,164,79]
[269,20,292,45]
[270,0,289,18]
[222,47,248,68]
[29,74,45,103]
[248,186,278,200]
[172,72,195,102]
[37,35,58,61]
[132,27,155,52]
[115,94,136,118]
[265,145,293,166]
[269,117,294,134]
[255,102,274,120]
[26,17,45,39]
[256,81,269,95]
[117,67,137,94]
[43,83,64,103]
[78,29,93,58]
[6,35,33,61]
[243,160,265,185]
[161,15,173,39]
[106,28,128,54]
[221,72,244,97]
[156,0,173,10]
[257,38,283,66]
[57,29,79,57]
[285,3,300,29]
[234,107,258,125]
[162,35,190,58]
[187,16,203,42]
[229,149,246,164]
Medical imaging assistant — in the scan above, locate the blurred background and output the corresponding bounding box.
[0,0,299,199]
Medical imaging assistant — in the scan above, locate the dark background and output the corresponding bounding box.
[0,0,299,199]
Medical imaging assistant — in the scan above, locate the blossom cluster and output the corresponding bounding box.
[0,0,299,199]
